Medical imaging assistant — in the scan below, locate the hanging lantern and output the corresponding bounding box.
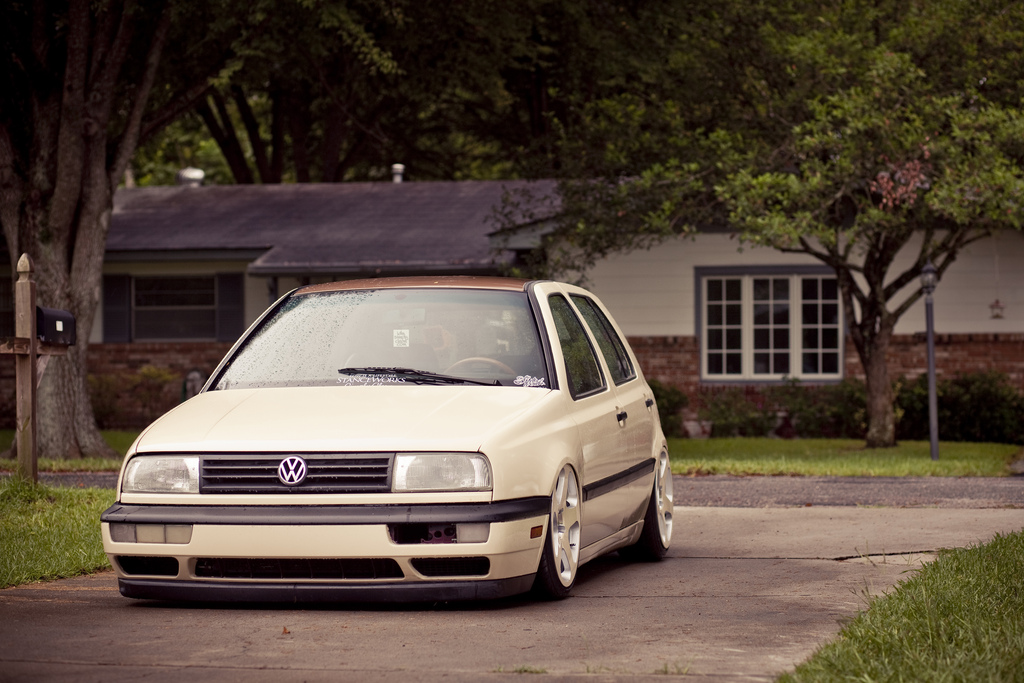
[990,299,1005,319]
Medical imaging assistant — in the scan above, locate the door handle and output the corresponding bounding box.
[616,410,628,422]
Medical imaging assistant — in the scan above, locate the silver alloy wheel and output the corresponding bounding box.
[654,449,673,546]
[550,464,581,587]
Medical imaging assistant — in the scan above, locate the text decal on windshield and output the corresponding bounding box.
[338,375,408,386]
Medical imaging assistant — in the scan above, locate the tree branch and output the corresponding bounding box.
[0,124,24,269]
[196,92,254,184]
[48,0,91,238]
[137,82,214,145]
[107,1,171,188]
[231,85,272,183]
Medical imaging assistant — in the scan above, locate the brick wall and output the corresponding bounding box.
[87,342,233,428]
[627,336,701,397]
[0,342,231,429]
[3,334,1024,429]
[87,342,233,378]
[628,333,1024,398]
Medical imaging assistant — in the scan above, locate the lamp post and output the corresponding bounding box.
[921,261,939,461]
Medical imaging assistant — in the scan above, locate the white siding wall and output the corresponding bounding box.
[586,231,1024,338]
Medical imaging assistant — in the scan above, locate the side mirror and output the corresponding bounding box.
[37,306,76,345]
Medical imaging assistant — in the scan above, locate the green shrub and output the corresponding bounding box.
[87,373,135,429]
[699,387,776,437]
[768,378,867,439]
[647,379,689,438]
[87,365,181,429]
[896,371,1024,445]
[698,371,1024,442]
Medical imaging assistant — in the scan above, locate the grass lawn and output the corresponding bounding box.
[669,438,1022,477]
[0,477,115,588]
[0,430,137,471]
[780,529,1024,682]
[3,431,1020,476]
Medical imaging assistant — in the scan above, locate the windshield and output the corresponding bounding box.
[211,288,548,390]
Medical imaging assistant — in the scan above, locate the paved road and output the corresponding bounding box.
[2,476,1023,682]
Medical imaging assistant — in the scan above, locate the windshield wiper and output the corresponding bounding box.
[338,367,500,386]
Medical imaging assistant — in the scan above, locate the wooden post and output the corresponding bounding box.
[1,254,73,483]
[14,254,38,482]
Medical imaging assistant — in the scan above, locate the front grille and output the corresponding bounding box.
[194,557,404,580]
[201,454,393,494]
[410,557,490,577]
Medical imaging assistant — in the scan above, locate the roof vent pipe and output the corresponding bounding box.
[176,167,205,187]
[391,163,405,183]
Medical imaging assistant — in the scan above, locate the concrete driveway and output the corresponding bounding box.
[2,480,1023,682]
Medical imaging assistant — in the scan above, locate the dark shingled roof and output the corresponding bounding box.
[109,180,556,277]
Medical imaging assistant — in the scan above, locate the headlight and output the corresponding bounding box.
[393,453,492,492]
[123,456,200,493]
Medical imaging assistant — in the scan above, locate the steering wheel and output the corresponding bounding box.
[444,357,515,376]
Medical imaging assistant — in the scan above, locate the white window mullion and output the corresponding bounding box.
[742,276,753,378]
[792,274,804,378]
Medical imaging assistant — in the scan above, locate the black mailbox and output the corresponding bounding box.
[36,306,76,346]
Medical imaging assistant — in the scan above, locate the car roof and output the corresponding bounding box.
[295,275,535,295]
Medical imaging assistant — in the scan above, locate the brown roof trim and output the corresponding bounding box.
[296,275,534,294]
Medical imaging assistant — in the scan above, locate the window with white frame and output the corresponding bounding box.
[699,269,842,381]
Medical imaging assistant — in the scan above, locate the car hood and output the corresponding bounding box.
[134,385,556,454]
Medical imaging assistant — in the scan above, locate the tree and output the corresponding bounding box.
[718,51,1024,447]
[0,0,246,458]
[137,0,706,185]
[155,0,527,184]
[504,0,1024,447]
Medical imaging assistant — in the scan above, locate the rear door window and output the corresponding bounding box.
[570,295,636,385]
[548,295,606,399]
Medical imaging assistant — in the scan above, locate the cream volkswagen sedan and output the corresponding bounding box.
[101,277,673,602]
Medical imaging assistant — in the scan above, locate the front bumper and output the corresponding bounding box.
[101,497,549,603]
[115,575,537,603]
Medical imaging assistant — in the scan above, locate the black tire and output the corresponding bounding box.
[532,465,581,599]
[620,450,673,562]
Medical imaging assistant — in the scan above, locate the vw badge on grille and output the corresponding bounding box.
[278,456,308,486]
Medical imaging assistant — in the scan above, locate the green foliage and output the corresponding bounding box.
[897,372,1024,445]
[508,0,1024,446]
[698,388,776,438]
[132,114,235,186]
[0,432,135,463]
[698,373,1024,444]
[767,379,867,440]
[781,530,1024,682]
[88,366,181,429]
[668,438,1017,477]
[647,379,689,438]
[0,479,114,588]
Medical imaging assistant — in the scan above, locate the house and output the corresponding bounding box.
[2,178,1022,427]
[583,229,1024,404]
[0,179,554,425]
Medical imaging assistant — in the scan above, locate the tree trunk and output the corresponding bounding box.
[1,0,177,459]
[34,205,114,459]
[196,93,255,184]
[859,325,897,448]
[232,85,273,183]
[286,90,313,183]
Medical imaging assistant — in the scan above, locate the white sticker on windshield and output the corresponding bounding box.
[515,375,547,387]
[393,329,410,347]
